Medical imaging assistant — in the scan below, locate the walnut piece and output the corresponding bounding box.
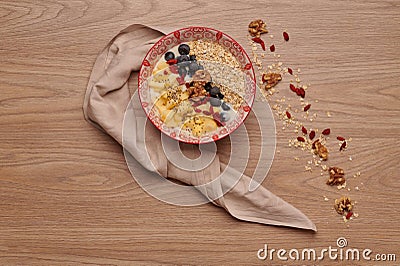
[327,167,345,186]
[313,139,329,160]
[188,81,207,98]
[334,196,353,215]
[191,69,211,83]
[248,19,268,37]
[262,73,282,90]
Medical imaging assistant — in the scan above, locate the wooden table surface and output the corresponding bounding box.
[1,0,399,265]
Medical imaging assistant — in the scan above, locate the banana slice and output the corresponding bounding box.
[166,98,177,109]
[164,109,176,125]
[157,61,169,70]
[161,92,168,100]
[203,117,218,132]
[180,90,190,101]
[152,61,169,75]
[148,80,165,91]
[182,116,218,137]
[154,94,170,121]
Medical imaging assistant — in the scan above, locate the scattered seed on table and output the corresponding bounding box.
[309,130,316,140]
[297,136,305,142]
[322,128,331,135]
[270,44,275,52]
[337,136,345,141]
[283,31,289,41]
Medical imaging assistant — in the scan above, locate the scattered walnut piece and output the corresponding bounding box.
[248,19,268,37]
[334,196,353,215]
[327,167,345,185]
[313,139,329,160]
[262,73,282,90]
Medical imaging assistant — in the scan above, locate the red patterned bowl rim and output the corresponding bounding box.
[138,26,256,144]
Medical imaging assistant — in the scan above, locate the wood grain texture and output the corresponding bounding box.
[1,0,399,265]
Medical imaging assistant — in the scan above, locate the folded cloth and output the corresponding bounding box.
[83,24,316,231]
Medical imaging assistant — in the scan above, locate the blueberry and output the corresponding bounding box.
[182,55,189,62]
[210,97,221,107]
[210,86,220,97]
[177,55,189,63]
[201,96,209,103]
[220,112,230,122]
[188,62,199,73]
[164,51,175,61]
[217,93,224,99]
[178,44,190,55]
[189,55,197,61]
[204,82,212,92]
[221,102,230,111]
[178,66,187,77]
[177,55,190,67]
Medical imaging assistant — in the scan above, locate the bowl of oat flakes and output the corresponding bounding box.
[138,27,256,144]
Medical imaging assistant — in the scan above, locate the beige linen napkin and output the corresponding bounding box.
[83,24,316,231]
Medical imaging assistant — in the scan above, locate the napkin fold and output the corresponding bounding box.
[83,24,316,231]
